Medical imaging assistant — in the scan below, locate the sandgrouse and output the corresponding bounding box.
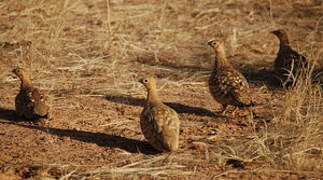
[272,29,308,84]
[207,40,254,116]
[139,77,180,152]
[12,68,50,120]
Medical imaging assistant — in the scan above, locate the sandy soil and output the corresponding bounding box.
[0,0,322,179]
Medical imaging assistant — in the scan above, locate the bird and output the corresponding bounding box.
[207,40,255,117]
[12,68,50,120]
[271,29,308,85]
[139,77,180,152]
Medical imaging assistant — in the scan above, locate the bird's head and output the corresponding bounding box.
[207,39,225,54]
[139,77,156,91]
[207,39,219,48]
[271,29,289,44]
[12,68,27,80]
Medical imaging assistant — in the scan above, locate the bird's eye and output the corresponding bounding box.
[143,79,148,83]
[212,42,217,46]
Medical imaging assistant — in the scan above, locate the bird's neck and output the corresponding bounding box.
[279,42,291,53]
[279,38,290,47]
[214,48,231,69]
[212,57,218,71]
[147,88,162,106]
[20,77,32,89]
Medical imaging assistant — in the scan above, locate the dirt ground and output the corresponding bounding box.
[0,0,322,179]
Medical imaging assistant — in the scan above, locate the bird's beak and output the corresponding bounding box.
[271,30,278,35]
[9,71,18,80]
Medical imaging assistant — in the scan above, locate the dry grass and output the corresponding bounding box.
[0,0,322,179]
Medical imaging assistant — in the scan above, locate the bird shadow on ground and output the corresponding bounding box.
[104,95,215,117]
[136,54,211,72]
[0,107,51,124]
[234,63,282,88]
[0,121,160,155]
[239,64,323,88]
[0,107,26,122]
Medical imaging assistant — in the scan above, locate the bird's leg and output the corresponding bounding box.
[221,104,228,116]
[249,107,258,119]
[231,106,240,118]
[162,152,173,163]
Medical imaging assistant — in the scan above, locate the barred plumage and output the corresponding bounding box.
[139,77,180,152]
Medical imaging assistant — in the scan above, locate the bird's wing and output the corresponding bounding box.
[218,69,252,106]
[150,105,179,150]
[289,49,307,68]
[26,87,49,116]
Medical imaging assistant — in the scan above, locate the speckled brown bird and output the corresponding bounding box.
[12,68,50,120]
[272,29,308,84]
[139,77,180,152]
[207,40,254,116]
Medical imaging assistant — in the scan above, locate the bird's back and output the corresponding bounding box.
[209,65,253,107]
[275,44,308,82]
[140,102,180,152]
[15,86,49,119]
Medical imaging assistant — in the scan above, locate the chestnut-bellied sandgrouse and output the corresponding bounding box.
[12,68,50,120]
[271,29,308,85]
[139,77,180,152]
[207,40,255,117]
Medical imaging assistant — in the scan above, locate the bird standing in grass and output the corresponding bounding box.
[271,29,308,85]
[12,68,50,120]
[207,40,255,117]
[139,77,180,152]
